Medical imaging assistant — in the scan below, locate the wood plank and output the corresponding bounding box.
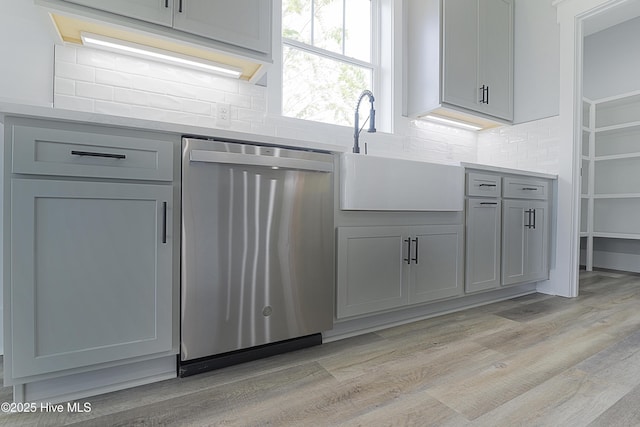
[2,272,640,426]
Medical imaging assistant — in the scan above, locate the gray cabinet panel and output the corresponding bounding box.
[442,0,479,112]
[479,0,514,120]
[502,199,528,284]
[173,0,271,54]
[12,122,173,181]
[336,227,408,318]
[409,225,464,303]
[465,199,501,293]
[64,0,173,26]
[9,179,173,379]
[442,0,514,120]
[337,224,464,318]
[502,199,549,286]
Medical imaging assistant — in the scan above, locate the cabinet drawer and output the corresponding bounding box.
[12,124,173,181]
[502,177,549,200]
[467,172,501,197]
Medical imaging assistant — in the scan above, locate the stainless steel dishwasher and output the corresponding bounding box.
[180,137,334,376]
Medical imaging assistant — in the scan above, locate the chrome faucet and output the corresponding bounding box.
[353,90,376,154]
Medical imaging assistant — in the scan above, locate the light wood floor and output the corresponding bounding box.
[3,270,640,426]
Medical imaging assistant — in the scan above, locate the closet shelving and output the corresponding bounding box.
[581,90,640,270]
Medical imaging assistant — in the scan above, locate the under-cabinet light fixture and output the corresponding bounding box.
[423,114,483,131]
[80,32,243,78]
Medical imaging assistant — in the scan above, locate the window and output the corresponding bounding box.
[281,0,378,127]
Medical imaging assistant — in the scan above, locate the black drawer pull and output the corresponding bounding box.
[71,150,126,160]
[412,238,419,264]
[480,202,497,205]
[521,187,538,191]
[479,183,497,187]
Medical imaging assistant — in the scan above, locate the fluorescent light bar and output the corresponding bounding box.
[423,114,483,131]
[80,32,242,78]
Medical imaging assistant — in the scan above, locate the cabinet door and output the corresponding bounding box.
[64,0,173,27]
[336,227,408,318]
[442,0,479,112]
[525,201,549,282]
[502,199,528,285]
[9,179,174,380]
[173,0,272,54]
[409,225,464,304]
[466,199,501,293]
[478,0,514,120]
[502,199,549,286]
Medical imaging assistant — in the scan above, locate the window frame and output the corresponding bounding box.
[276,0,383,129]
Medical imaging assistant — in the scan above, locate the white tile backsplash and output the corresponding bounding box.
[53,44,555,170]
[477,116,561,174]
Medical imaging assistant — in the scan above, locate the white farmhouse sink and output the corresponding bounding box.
[340,153,464,211]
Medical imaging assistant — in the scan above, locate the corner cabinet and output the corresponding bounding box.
[4,117,179,394]
[336,225,463,319]
[465,168,553,290]
[406,0,514,123]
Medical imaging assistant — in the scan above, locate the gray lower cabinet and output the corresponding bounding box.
[336,225,463,318]
[336,227,408,318]
[408,225,464,304]
[465,198,502,292]
[9,179,174,380]
[502,199,549,286]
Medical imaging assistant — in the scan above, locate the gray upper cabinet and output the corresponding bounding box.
[63,0,173,26]
[406,0,514,122]
[443,0,514,121]
[174,0,271,54]
[60,0,272,57]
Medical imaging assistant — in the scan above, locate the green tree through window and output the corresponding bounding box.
[282,0,376,127]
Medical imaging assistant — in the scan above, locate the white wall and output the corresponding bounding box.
[477,116,560,175]
[584,15,640,99]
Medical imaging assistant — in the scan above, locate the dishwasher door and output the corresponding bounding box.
[181,138,334,361]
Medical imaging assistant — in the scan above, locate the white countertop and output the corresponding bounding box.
[461,162,558,180]
[0,101,346,154]
[0,102,559,179]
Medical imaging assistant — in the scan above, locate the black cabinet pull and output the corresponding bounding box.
[164,0,168,7]
[479,85,486,103]
[524,209,532,229]
[412,238,419,264]
[480,202,497,205]
[479,183,497,187]
[179,0,183,12]
[404,238,411,265]
[522,187,538,191]
[71,150,126,159]
[532,209,536,230]
[162,202,168,244]
[486,85,489,104]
